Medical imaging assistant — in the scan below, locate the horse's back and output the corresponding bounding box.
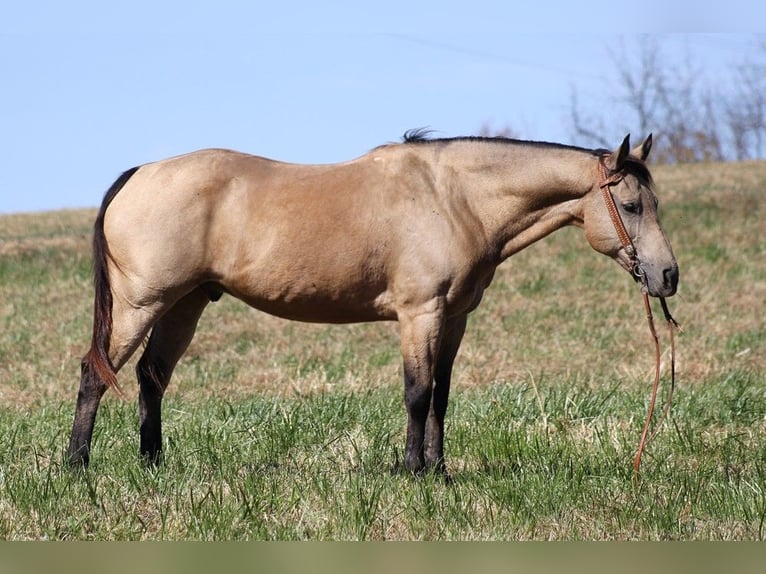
[102,148,409,321]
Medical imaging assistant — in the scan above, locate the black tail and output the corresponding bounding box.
[83,166,140,395]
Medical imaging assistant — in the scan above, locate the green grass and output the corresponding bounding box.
[2,373,765,540]
[1,160,765,539]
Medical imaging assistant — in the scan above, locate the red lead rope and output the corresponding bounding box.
[598,158,681,479]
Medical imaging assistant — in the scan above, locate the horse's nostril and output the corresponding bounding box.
[663,266,679,290]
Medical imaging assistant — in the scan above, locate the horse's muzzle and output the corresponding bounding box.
[645,263,678,298]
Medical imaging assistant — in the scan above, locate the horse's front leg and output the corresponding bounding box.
[424,314,467,474]
[398,301,445,474]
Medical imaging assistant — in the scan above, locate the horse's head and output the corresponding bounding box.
[583,134,678,298]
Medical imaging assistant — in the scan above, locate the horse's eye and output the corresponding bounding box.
[622,201,641,215]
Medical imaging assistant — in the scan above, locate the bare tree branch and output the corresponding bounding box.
[569,88,609,149]
[568,36,766,163]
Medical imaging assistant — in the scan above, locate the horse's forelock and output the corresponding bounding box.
[624,157,654,188]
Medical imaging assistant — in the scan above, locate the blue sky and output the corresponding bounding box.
[0,2,762,213]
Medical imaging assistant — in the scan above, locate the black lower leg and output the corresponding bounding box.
[424,390,448,472]
[67,361,107,467]
[137,357,167,464]
[424,315,465,474]
[404,379,432,473]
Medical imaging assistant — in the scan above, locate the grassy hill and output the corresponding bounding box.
[0,160,764,539]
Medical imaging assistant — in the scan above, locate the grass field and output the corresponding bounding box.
[1,160,765,540]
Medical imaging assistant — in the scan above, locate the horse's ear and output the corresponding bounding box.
[605,134,631,172]
[632,133,652,161]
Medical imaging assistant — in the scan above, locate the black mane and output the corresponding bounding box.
[402,127,437,142]
[401,128,602,156]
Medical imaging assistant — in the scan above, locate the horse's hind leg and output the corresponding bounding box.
[68,297,163,466]
[68,361,110,466]
[137,288,209,464]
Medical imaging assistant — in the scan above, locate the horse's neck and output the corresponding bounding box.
[439,142,597,260]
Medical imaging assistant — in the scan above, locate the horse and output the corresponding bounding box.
[67,130,678,474]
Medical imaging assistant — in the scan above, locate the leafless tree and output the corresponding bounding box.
[725,39,766,160]
[570,36,765,163]
[477,122,518,139]
[615,38,663,141]
[570,38,665,154]
[569,90,609,149]
[652,49,725,163]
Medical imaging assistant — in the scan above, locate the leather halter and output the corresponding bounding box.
[598,156,641,281]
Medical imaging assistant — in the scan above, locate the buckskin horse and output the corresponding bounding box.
[67,130,678,473]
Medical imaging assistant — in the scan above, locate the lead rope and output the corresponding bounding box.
[598,158,681,481]
[633,293,681,479]
[647,298,680,446]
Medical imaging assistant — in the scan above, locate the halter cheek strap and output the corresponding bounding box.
[597,157,637,264]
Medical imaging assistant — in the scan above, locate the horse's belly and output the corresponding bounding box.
[224,275,397,324]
